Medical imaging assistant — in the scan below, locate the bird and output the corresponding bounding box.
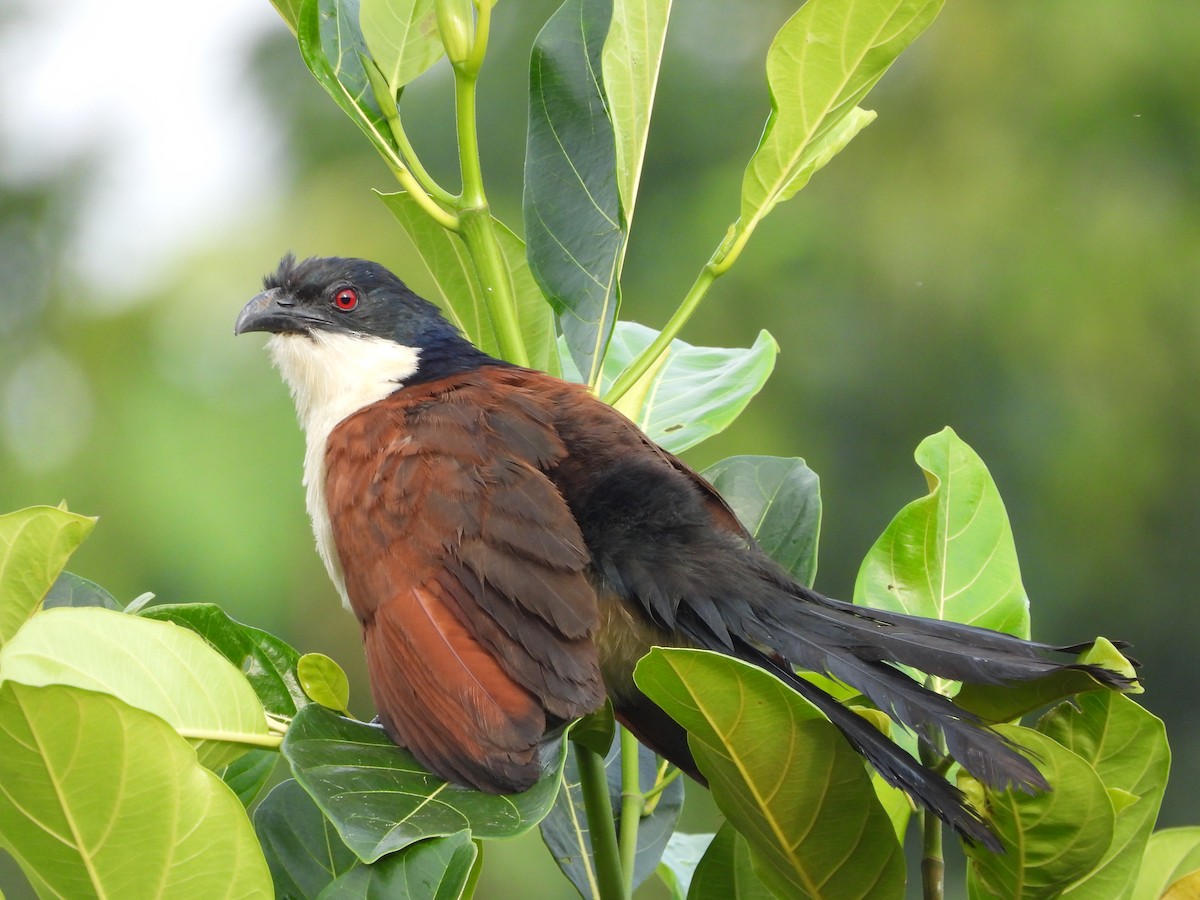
[236,254,1132,851]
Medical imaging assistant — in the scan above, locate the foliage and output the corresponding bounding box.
[0,2,1190,899]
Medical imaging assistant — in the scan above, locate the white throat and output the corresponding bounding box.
[267,330,420,607]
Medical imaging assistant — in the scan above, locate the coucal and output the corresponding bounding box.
[236,254,1130,849]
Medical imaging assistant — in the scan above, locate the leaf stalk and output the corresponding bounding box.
[617,727,644,896]
[576,744,629,900]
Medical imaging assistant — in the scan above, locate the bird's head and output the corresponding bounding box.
[236,254,497,432]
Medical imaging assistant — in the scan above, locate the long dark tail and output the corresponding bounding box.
[676,581,1134,851]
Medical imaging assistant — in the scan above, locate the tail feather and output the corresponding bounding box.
[733,638,1004,852]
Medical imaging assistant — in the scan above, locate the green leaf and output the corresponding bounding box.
[255,778,359,896]
[569,697,616,757]
[378,192,560,374]
[635,648,904,900]
[702,455,821,587]
[43,570,121,610]
[540,732,684,895]
[0,505,95,647]
[602,0,671,225]
[282,703,567,863]
[0,682,271,898]
[298,0,401,165]
[656,831,715,900]
[1038,692,1170,899]
[572,321,777,453]
[221,749,280,808]
[142,602,308,717]
[687,823,775,900]
[270,0,303,33]
[359,0,443,91]
[0,606,270,769]
[524,0,625,386]
[963,725,1114,897]
[298,652,351,713]
[738,0,942,242]
[321,831,478,899]
[1132,828,1200,900]
[854,427,1030,638]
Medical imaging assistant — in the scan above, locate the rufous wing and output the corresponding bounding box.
[323,368,606,792]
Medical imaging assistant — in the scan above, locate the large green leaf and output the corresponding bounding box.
[634,648,904,900]
[379,192,560,374]
[540,731,684,896]
[688,823,775,900]
[524,0,625,386]
[702,455,821,587]
[221,749,280,808]
[568,321,776,453]
[255,778,358,896]
[321,830,478,898]
[0,682,271,898]
[602,0,671,226]
[1039,692,1170,899]
[359,0,443,91]
[963,725,1114,897]
[738,0,942,241]
[854,427,1030,637]
[282,703,567,863]
[142,602,308,718]
[1131,828,1200,900]
[0,505,95,647]
[0,606,270,769]
[298,0,401,164]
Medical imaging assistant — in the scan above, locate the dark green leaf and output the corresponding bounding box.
[220,749,279,808]
[378,192,559,374]
[298,0,401,164]
[635,648,904,899]
[1131,828,1200,900]
[0,505,95,647]
[589,322,778,453]
[963,725,1114,897]
[43,570,120,610]
[855,427,1030,639]
[0,682,270,897]
[270,0,303,33]
[688,823,774,900]
[703,455,821,587]
[298,652,352,713]
[1039,692,1169,899]
[568,697,615,757]
[541,731,684,896]
[321,831,477,899]
[256,778,358,897]
[524,0,624,386]
[141,602,307,718]
[282,704,567,862]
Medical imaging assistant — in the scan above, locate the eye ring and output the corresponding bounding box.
[332,287,359,311]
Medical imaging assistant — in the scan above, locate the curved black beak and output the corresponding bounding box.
[234,287,328,337]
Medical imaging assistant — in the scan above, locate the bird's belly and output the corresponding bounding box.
[594,589,686,702]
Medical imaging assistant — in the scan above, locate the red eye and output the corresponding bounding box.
[333,287,358,311]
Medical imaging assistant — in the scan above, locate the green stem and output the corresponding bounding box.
[175,728,283,749]
[919,737,946,900]
[617,728,644,897]
[576,744,628,900]
[383,110,456,206]
[386,160,459,232]
[450,4,528,367]
[604,222,742,406]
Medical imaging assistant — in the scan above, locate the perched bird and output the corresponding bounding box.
[236,254,1130,850]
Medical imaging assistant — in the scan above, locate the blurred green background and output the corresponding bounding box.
[1,1,1196,896]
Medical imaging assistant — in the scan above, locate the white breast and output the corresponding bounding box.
[266,330,420,608]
